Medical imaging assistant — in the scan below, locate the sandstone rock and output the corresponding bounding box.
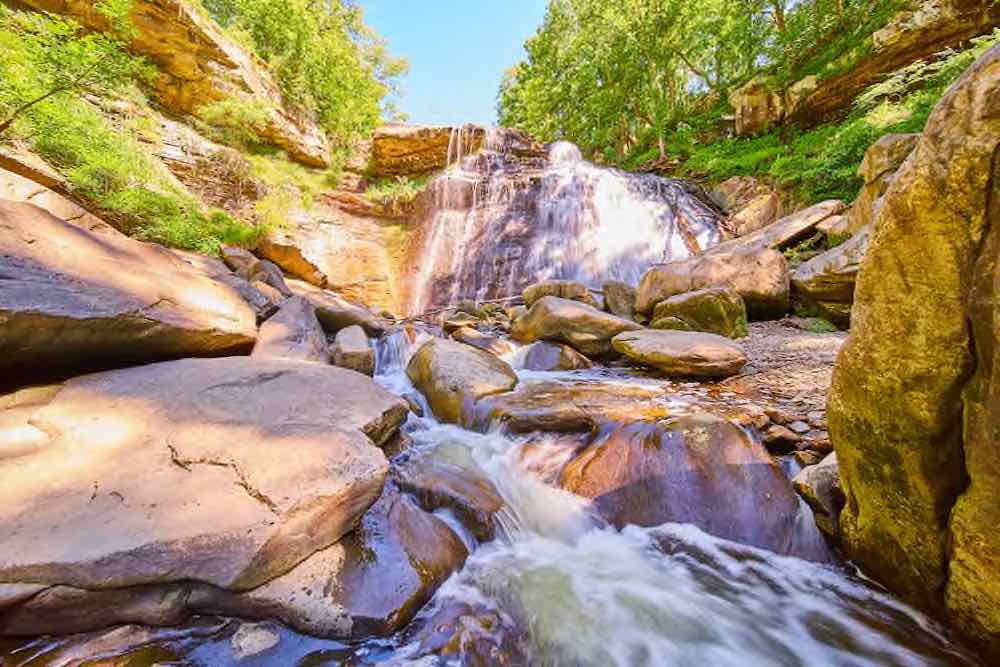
[393,457,504,542]
[560,415,831,561]
[763,424,803,453]
[523,279,599,308]
[650,287,748,338]
[196,484,467,639]
[451,326,515,357]
[369,124,474,177]
[612,330,748,378]
[406,338,518,424]
[221,245,259,275]
[827,45,1000,651]
[792,227,870,326]
[521,341,594,372]
[176,249,280,323]
[602,280,637,320]
[474,380,670,433]
[729,78,785,136]
[648,315,693,332]
[847,134,920,233]
[239,259,293,298]
[252,296,329,363]
[0,201,256,383]
[17,0,329,167]
[404,599,529,666]
[792,454,843,543]
[711,176,772,212]
[442,312,482,333]
[816,214,850,242]
[287,278,386,336]
[0,358,407,609]
[331,325,375,376]
[512,296,642,358]
[729,192,783,237]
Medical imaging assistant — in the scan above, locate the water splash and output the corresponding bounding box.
[408,128,722,315]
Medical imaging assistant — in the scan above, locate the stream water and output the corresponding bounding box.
[2,330,976,666]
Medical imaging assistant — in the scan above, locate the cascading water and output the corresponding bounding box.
[407,127,722,315]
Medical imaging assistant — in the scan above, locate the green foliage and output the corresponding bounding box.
[798,316,839,334]
[0,3,259,254]
[197,0,407,149]
[364,175,430,207]
[196,97,272,149]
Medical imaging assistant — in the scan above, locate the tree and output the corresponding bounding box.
[0,1,145,137]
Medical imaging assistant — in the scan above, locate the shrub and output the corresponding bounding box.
[196,97,272,149]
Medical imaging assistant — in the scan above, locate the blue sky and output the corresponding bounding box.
[360,1,548,126]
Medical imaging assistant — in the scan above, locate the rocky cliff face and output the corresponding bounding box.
[17,0,329,167]
[730,0,1000,135]
[828,43,999,655]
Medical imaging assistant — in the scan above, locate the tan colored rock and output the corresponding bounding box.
[521,341,594,372]
[287,278,386,336]
[18,0,328,167]
[512,296,642,358]
[332,325,375,376]
[711,176,773,212]
[729,78,785,136]
[651,287,747,339]
[369,124,477,177]
[252,296,329,363]
[827,45,999,653]
[560,415,831,561]
[406,338,518,424]
[602,280,636,320]
[792,227,871,325]
[729,192,782,237]
[176,249,279,323]
[0,201,256,382]
[792,453,843,541]
[523,279,599,308]
[450,326,515,357]
[475,380,670,433]
[0,357,406,603]
[612,330,748,378]
[846,134,920,233]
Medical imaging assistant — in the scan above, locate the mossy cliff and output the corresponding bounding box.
[827,43,999,656]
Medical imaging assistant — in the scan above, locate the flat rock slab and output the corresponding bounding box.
[0,358,407,598]
[612,330,748,378]
[252,296,330,363]
[287,278,386,336]
[406,338,518,424]
[0,201,256,381]
[512,296,642,358]
[332,325,375,376]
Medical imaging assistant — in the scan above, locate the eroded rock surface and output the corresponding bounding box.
[612,330,748,378]
[0,201,256,383]
[251,296,329,363]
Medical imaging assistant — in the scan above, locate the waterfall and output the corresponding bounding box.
[407,127,722,316]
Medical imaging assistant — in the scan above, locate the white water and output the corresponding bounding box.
[408,128,722,315]
[372,330,969,666]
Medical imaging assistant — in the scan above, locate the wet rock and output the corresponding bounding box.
[521,341,594,371]
[475,380,670,433]
[393,457,505,541]
[650,287,748,339]
[793,450,823,467]
[792,227,870,325]
[332,325,375,376]
[828,45,1000,641]
[200,484,468,638]
[252,296,330,363]
[523,279,599,308]
[788,420,811,434]
[560,415,831,560]
[792,453,844,541]
[405,600,529,666]
[602,280,637,320]
[0,358,411,635]
[512,296,642,358]
[443,312,483,333]
[369,124,474,177]
[612,330,748,378]
[0,201,256,383]
[231,622,280,659]
[287,278,386,336]
[407,338,518,424]
[763,424,803,453]
[452,326,515,357]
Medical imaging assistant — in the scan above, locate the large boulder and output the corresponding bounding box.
[792,227,871,325]
[0,201,256,383]
[512,296,642,358]
[602,280,637,320]
[331,325,375,376]
[636,201,845,319]
[612,330,748,378]
[286,278,386,336]
[846,133,920,233]
[523,279,599,308]
[251,296,330,364]
[450,326,515,357]
[0,357,412,635]
[406,338,518,424]
[520,341,593,372]
[827,45,999,653]
[728,191,783,237]
[650,287,747,338]
[559,414,831,561]
[176,249,280,323]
